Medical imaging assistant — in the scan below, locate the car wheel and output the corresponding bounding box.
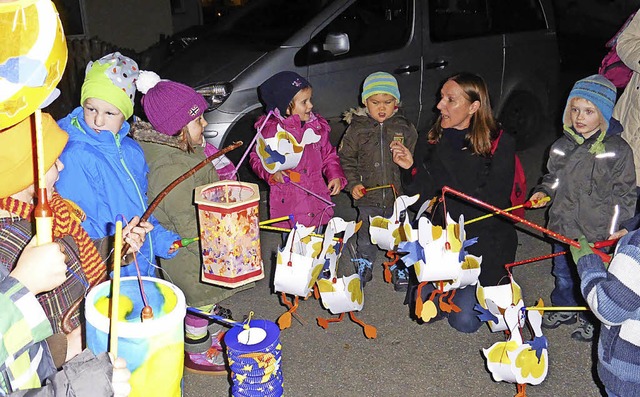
[499,91,543,150]
[221,110,268,190]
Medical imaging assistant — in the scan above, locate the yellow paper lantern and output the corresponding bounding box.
[0,0,67,129]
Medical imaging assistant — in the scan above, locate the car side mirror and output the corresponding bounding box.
[323,32,350,56]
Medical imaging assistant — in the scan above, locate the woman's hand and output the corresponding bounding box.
[390,141,414,169]
[327,178,342,196]
[528,192,549,208]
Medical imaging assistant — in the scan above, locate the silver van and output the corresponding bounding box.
[161,0,560,181]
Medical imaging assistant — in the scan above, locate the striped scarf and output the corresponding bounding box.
[0,193,106,286]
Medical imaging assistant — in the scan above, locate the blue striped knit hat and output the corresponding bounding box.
[361,72,400,103]
[563,74,616,133]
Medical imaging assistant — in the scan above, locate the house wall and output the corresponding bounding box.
[83,0,173,52]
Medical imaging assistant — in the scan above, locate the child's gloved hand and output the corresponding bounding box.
[570,235,594,264]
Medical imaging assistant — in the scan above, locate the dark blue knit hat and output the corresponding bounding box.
[563,74,617,132]
[259,71,311,116]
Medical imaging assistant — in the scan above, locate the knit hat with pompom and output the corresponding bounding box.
[137,71,209,136]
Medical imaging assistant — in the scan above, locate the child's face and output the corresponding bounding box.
[437,80,479,130]
[82,98,126,134]
[186,115,207,145]
[45,159,64,199]
[287,87,313,122]
[365,93,397,123]
[569,98,602,138]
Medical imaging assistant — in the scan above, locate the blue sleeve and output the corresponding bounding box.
[148,214,180,259]
[56,144,110,238]
[576,231,640,325]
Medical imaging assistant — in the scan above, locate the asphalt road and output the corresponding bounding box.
[181,126,607,397]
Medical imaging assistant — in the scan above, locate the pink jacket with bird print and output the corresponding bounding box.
[250,111,347,228]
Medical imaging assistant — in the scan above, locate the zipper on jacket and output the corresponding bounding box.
[379,123,387,206]
[114,133,155,266]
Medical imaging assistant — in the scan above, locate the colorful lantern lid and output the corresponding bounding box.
[0,0,68,129]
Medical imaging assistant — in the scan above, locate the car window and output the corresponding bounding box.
[429,0,492,41]
[216,0,334,45]
[489,0,547,33]
[429,0,547,42]
[295,0,412,66]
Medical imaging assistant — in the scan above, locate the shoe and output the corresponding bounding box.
[184,336,228,375]
[352,258,373,287]
[392,267,409,292]
[541,311,577,329]
[571,318,595,342]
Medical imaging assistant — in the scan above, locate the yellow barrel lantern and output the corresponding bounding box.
[0,0,67,128]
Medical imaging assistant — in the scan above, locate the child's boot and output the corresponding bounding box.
[391,266,409,292]
[352,257,373,287]
[571,317,595,342]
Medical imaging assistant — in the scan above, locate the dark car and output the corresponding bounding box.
[161,0,561,182]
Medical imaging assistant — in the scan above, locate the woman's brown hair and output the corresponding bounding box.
[428,73,499,156]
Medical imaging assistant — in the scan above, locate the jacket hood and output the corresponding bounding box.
[562,117,623,155]
[342,107,368,125]
[130,121,188,151]
[58,106,131,147]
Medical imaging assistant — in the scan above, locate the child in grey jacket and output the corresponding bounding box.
[529,74,636,342]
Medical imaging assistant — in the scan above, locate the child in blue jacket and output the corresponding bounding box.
[56,52,179,277]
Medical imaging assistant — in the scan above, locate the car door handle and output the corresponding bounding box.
[425,60,449,70]
[394,65,420,75]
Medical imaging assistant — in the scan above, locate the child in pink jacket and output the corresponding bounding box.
[250,71,346,228]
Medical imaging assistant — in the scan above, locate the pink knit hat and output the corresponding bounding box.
[137,71,208,135]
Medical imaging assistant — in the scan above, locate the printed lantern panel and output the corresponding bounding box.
[0,0,67,128]
[274,223,324,297]
[255,124,320,174]
[476,280,523,332]
[369,194,419,251]
[317,274,363,314]
[483,300,549,387]
[316,217,363,314]
[400,214,481,289]
[84,277,186,397]
[195,181,264,288]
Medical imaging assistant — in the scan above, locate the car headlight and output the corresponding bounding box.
[196,82,233,110]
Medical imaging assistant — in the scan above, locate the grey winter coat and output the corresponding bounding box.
[534,121,636,242]
[338,108,418,208]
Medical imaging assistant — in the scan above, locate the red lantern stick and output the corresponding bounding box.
[440,186,611,262]
[505,238,618,271]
